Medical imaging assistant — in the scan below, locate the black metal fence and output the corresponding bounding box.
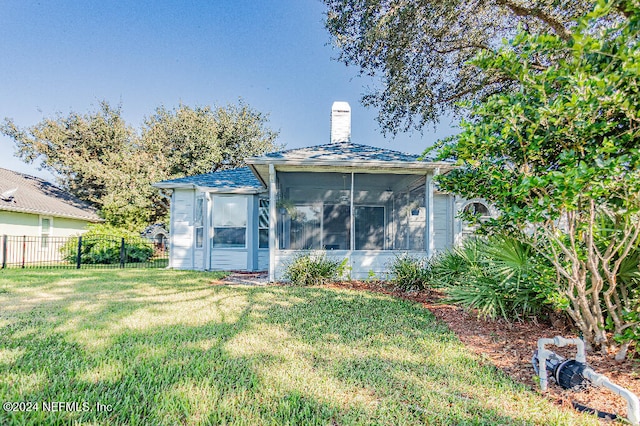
[0,234,168,269]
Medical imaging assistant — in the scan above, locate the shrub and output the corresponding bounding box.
[389,254,429,292]
[283,252,347,286]
[62,224,154,264]
[431,235,560,321]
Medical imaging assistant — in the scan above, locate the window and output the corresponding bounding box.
[213,196,247,248]
[258,198,269,249]
[194,198,204,249]
[40,217,52,249]
[463,202,490,218]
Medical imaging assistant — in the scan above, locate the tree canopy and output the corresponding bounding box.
[1,101,280,230]
[433,0,640,358]
[323,0,601,134]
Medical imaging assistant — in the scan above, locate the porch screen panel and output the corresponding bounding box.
[354,206,384,249]
[277,172,351,250]
[353,173,427,251]
[289,205,321,249]
[277,172,426,251]
[212,196,247,248]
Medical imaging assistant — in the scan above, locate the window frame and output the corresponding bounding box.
[212,195,248,249]
[258,198,269,249]
[194,197,205,249]
[39,216,53,250]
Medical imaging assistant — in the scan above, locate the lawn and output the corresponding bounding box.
[0,269,597,425]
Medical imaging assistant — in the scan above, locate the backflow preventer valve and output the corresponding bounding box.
[532,336,640,425]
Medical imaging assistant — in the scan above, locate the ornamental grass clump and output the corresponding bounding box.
[283,252,346,286]
[389,254,429,292]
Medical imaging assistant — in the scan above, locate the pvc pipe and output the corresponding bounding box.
[583,368,640,426]
[536,336,640,426]
[536,336,586,391]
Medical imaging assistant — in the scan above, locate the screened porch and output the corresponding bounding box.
[276,171,427,251]
[271,170,433,279]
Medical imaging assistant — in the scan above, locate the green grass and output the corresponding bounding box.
[0,269,597,425]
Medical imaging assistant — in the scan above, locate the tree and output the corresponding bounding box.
[141,102,279,177]
[433,0,640,359]
[323,0,601,135]
[1,101,280,230]
[2,101,135,207]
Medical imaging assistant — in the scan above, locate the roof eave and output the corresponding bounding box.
[152,182,196,189]
[195,186,266,194]
[0,205,103,222]
[248,163,267,187]
[152,182,264,194]
[246,158,456,172]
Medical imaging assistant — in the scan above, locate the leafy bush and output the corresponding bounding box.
[283,252,347,286]
[389,254,429,291]
[62,224,154,264]
[430,235,560,321]
[609,248,640,357]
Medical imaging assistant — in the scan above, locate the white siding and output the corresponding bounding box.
[258,249,269,271]
[274,250,428,281]
[171,189,195,269]
[210,250,248,271]
[433,194,453,252]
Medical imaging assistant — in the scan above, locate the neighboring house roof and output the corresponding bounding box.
[0,168,102,222]
[246,141,455,185]
[153,167,265,193]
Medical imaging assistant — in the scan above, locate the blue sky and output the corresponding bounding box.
[0,0,457,182]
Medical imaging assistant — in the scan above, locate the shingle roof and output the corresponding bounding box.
[250,141,432,163]
[0,168,102,222]
[153,167,265,192]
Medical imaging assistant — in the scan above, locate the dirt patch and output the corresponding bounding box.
[328,281,640,423]
[209,271,270,286]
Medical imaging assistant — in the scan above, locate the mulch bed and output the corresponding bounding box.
[327,281,640,423]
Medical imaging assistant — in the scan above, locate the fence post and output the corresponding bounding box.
[120,238,125,268]
[1,235,6,269]
[21,235,26,268]
[76,236,82,269]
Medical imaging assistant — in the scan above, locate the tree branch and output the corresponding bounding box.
[495,0,573,41]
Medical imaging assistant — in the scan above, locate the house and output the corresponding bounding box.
[141,223,169,253]
[0,167,102,265]
[154,102,491,280]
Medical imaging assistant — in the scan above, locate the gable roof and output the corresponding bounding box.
[153,167,265,193]
[0,168,102,222]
